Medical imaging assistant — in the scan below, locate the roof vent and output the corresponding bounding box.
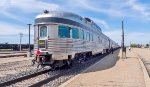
[43,10,49,14]
[85,17,92,22]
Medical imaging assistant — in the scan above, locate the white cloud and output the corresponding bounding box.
[1,0,150,22]
[0,22,33,36]
[65,0,125,17]
[91,18,110,29]
[0,21,34,44]
[125,0,150,20]
[66,0,150,21]
[104,30,122,45]
[104,30,150,46]
[2,11,32,24]
[0,0,60,23]
[9,0,60,13]
[0,0,150,44]
[1,0,60,13]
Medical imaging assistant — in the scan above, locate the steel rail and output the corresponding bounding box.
[0,69,51,86]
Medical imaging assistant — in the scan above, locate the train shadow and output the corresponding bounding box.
[81,49,120,74]
[50,49,120,78]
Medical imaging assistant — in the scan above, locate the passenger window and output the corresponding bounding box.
[40,26,47,37]
[79,30,84,40]
[58,26,70,38]
[86,32,90,41]
[93,35,95,41]
[98,38,100,43]
[91,34,93,41]
[72,28,79,39]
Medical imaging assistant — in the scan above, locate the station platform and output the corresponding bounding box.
[59,49,147,87]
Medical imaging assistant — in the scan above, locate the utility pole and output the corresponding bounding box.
[19,33,23,51]
[121,21,126,59]
[28,24,31,52]
[27,24,32,57]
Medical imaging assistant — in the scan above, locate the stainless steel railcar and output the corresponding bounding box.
[33,11,119,68]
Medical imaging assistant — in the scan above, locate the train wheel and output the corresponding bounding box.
[70,60,74,67]
[66,60,71,68]
[51,66,56,70]
[64,59,72,69]
[83,54,87,61]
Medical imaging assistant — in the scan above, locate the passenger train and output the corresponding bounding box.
[33,10,119,68]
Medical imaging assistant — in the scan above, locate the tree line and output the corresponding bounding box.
[130,44,150,48]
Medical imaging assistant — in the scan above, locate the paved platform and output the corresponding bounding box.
[60,49,146,87]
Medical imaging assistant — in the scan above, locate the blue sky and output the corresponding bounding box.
[0,0,150,45]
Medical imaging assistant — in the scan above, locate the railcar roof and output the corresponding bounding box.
[36,11,81,19]
[36,11,102,32]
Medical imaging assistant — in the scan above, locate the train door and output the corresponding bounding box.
[38,25,48,49]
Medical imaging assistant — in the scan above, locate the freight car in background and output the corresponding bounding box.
[0,44,34,51]
[33,10,120,68]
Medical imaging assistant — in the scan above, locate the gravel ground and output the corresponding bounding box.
[132,48,150,76]
[0,49,118,87]
[0,56,33,64]
[0,59,37,78]
[4,50,111,87]
[0,66,47,85]
[10,68,68,87]
[4,59,97,87]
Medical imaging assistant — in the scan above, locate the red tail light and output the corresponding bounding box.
[36,50,41,55]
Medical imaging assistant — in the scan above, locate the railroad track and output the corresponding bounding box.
[29,69,70,87]
[0,68,52,86]
[0,49,119,87]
